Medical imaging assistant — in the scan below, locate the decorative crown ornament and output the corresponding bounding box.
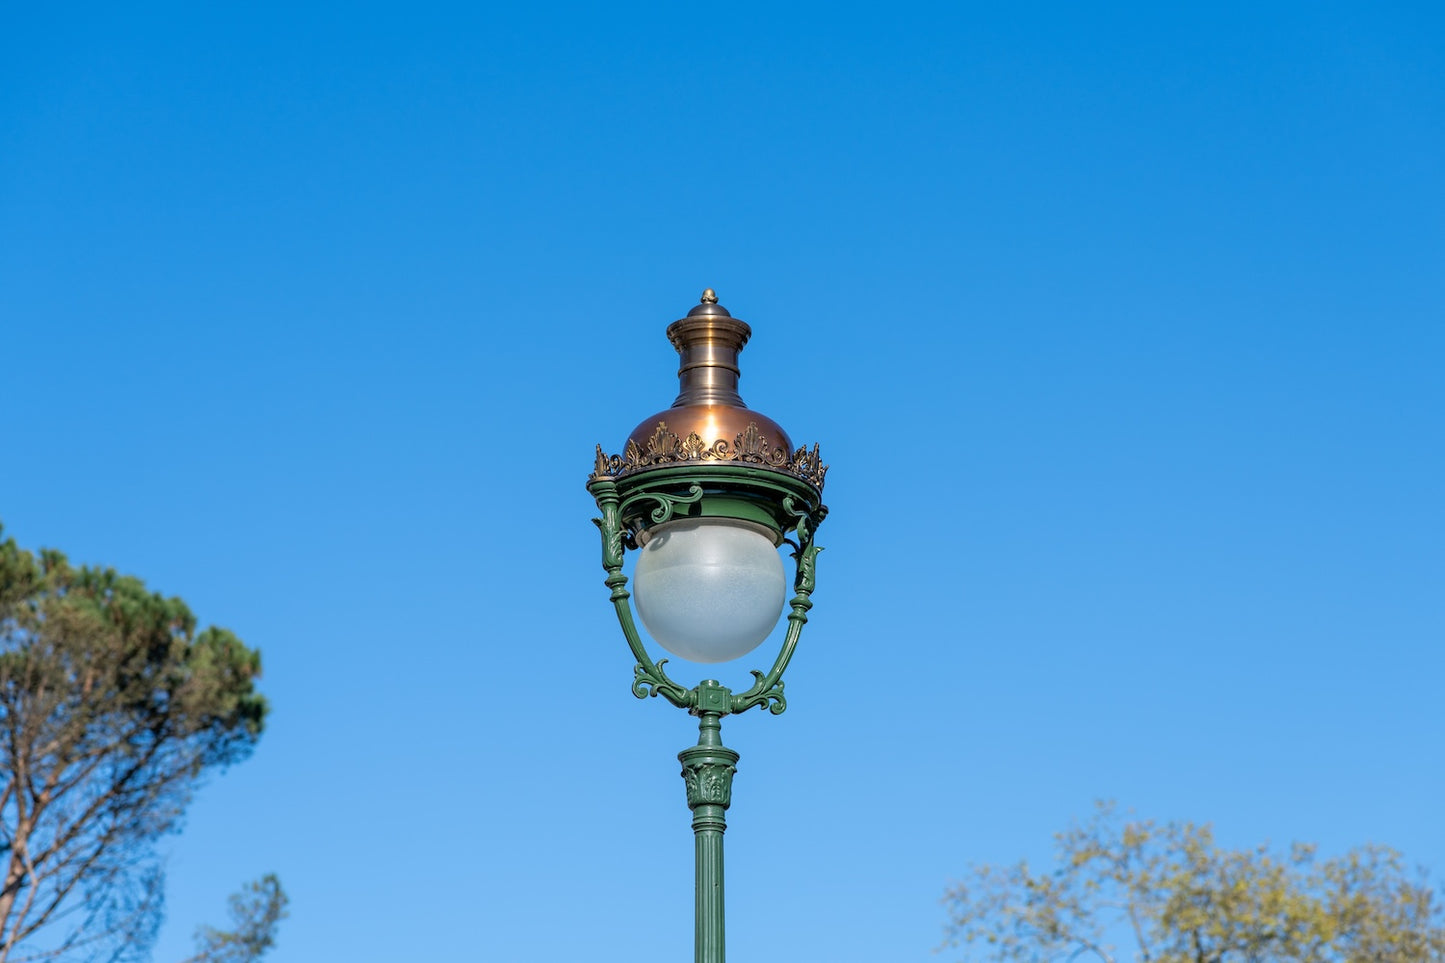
[589,426,827,490]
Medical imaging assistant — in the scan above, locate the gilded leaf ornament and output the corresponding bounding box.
[590,420,828,491]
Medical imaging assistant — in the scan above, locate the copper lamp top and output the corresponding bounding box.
[625,291,793,454]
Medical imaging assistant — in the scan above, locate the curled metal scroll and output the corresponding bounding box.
[592,481,693,710]
[618,483,705,528]
[728,498,823,715]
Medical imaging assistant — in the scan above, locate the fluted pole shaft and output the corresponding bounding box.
[679,711,738,963]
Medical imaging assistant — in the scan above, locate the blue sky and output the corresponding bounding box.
[2,2,1442,960]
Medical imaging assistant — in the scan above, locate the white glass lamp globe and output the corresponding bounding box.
[632,518,786,664]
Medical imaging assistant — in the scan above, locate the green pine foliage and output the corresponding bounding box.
[184,875,289,963]
[0,526,268,962]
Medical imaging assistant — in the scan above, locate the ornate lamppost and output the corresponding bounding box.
[587,290,829,963]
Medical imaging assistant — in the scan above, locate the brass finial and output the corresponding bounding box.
[700,288,718,304]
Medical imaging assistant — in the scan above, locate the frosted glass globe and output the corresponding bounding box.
[632,518,786,663]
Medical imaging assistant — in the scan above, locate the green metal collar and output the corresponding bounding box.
[589,463,825,545]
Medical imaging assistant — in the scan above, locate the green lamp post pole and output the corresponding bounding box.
[587,290,828,963]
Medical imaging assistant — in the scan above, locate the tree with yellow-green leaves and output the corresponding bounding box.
[943,803,1444,963]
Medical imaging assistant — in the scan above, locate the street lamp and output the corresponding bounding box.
[587,289,829,963]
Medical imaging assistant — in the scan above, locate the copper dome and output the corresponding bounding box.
[625,290,793,454]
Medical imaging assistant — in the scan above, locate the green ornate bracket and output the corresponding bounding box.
[591,480,695,711]
[588,463,826,719]
[727,494,823,715]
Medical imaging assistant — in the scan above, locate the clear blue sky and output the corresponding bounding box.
[2,2,1441,960]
